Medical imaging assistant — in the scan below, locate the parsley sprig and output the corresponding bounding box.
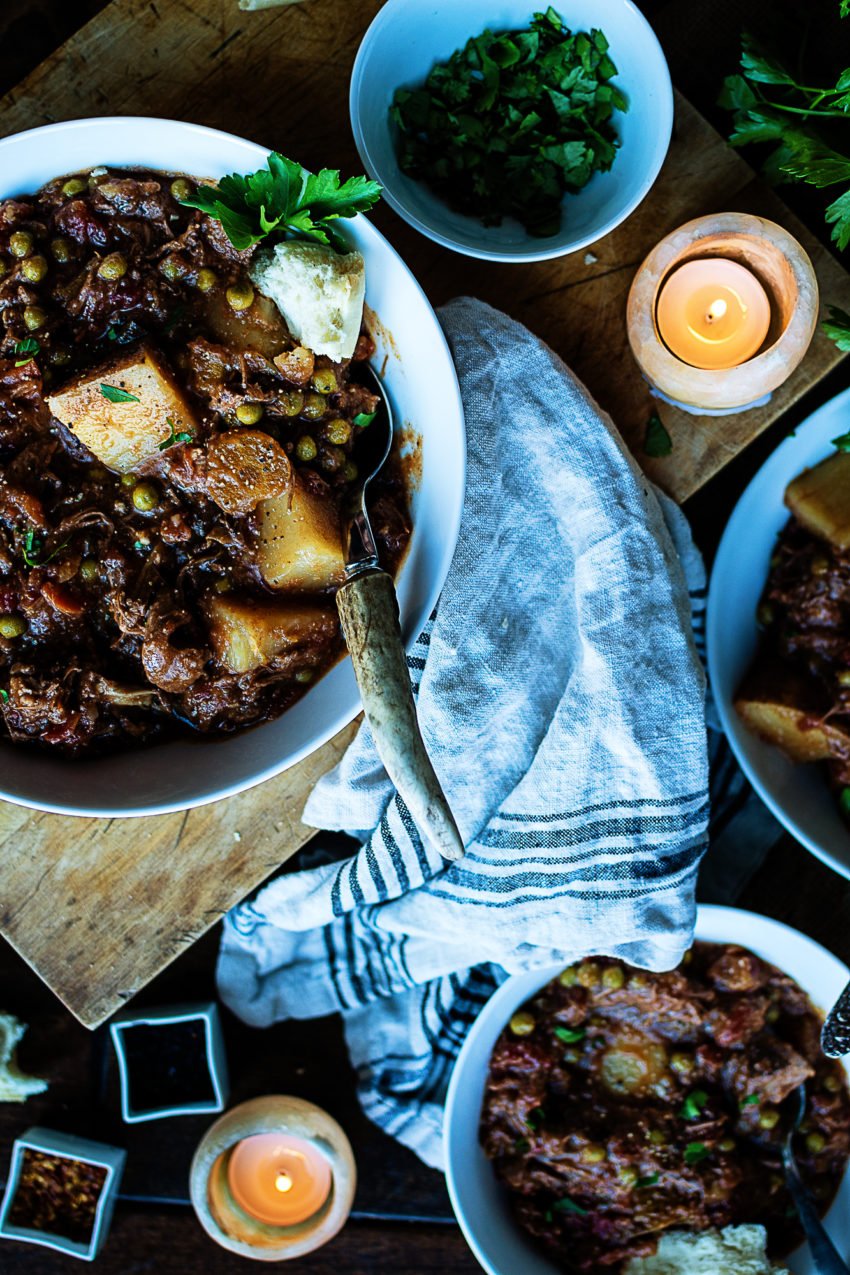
[719,7,850,350]
[390,6,627,238]
[158,417,193,452]
[180,153,382,253]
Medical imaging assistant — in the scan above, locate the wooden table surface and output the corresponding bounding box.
[2,0,850,1272]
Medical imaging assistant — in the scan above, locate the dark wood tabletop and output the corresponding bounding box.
[2,0,850,1272]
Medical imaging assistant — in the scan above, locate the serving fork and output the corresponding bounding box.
[334,366,465,863]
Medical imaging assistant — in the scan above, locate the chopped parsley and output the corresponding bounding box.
[390,7,627,237]
[100,384,140,404]
[353,411,377,429]
[741,1093,761,1107]
[13,337,40,367]
[513,1137,530,1155]
[841,786,850,819]
[680,1089,709,1121]
[525,1105,546,1132]
[553,1196,588,1217]
[0,689,8,702]
[106,326,120,341]
[158,417,194,451]
[643,409,673,458]
[833,426,850,452]
[684,1141,710,1166]
[181,152,382,253]
[636,1173,659,1188]
[21,527,67,568]
[554,1025,586,1044]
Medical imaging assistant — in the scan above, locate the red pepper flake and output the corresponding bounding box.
[8,1148,107,1243]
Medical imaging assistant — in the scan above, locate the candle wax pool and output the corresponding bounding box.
[227,1132,332,1227]
[656,257,771,370]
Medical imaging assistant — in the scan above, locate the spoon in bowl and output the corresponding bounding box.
[334,366,465,863]
[781,1085,850,1274]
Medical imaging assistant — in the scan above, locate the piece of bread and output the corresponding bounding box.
[47,345,199,473]
[0,1011,48,1104]
[625,1226,787,1275]
[250,241,365,360]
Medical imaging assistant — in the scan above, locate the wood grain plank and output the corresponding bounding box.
[0,0,848,1029]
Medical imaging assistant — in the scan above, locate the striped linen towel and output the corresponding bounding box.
[217,296,712,1168]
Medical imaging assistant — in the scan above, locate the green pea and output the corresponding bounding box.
[342,460,359,482]
[295,668,314,684]
[235,402,264,426]
[301,392,327,421]
[325,418,351,446]
[132,481,160,512]
[21,255,48,283]
[0,614,27,639]
[61,178,87,198]
[295,435,317,462]
[312,368,338,395]
[509,1011,535,1036]
[195,268,217,293]
[170,177,193,202]
[278,390,304,417]
[23,306,47,331]
[9,231,34,258]
[79,559,99,583]
[98,252,127,281]
[120,473,137,488]
[160,255,184,282]
[51,238,72,263]
[226,282,254,312]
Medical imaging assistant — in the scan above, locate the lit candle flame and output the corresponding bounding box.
[275,1172,293,1194]
[706,298,728,323]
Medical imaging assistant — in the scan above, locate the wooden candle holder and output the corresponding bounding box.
[627,212,819,414]
[189,1096,356,1262]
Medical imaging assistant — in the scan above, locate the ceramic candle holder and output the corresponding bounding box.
[190,1096,356,1261]
[627,212,819,414]
[110,1001,229,1123]
[0,1127,126,1262]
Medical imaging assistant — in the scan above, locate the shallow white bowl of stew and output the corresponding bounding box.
[0,116,465,817]
[444,905,850,1275]
[707,386,850,880]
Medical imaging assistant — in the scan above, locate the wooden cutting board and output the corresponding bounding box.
[1,0,849,1028]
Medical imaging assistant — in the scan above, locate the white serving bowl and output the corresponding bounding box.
[0,117,465,817]
[445,905,850,1275]
[707,386,850,880]
[350,0,673,263]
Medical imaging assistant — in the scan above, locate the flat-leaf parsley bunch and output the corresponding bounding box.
[719,4,850,346]
[390,6,627,238]
[182,153,382,252]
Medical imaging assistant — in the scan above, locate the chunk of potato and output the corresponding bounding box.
[258,472,346,591]
[735,695,850,763]
[204,429,291,514]
[47,345,198,473]
[785,451,850,549]
[202,289,289,361]
[207,593,338,674]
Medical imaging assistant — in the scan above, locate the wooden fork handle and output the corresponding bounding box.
[336,568,465,863]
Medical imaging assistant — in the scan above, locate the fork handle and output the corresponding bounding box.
[336,568,465,863]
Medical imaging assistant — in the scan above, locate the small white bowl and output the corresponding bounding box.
[109,1001,229,1122]
[0,117,465,817]
[444,905,850,1275]
[0,1127,126,1262]
[707,385,850,880]
[350,0,673,262]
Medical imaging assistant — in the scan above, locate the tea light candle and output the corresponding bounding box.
[190,1096,356,1262]
[227,1133,332,1227]
[627,212,819,414]
[655,258,771,369]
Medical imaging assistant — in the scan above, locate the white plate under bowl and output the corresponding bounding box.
[445,905,850,1275]
[0,117,465,817]
[350,0,673,263]
[707,386,850,879]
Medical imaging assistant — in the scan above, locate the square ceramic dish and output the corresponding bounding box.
[0,1127,126,1261]
[109,1001,229,1122]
